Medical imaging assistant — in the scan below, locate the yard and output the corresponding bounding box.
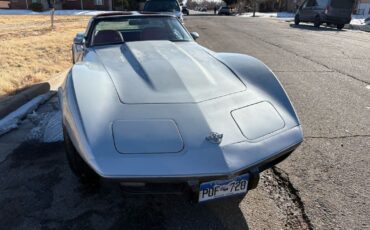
[0,15,90,100]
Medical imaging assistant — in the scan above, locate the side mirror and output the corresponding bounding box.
[190,32,199,40]
[74,32,85,45]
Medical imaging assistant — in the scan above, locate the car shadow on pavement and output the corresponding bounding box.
[289,23,347,32]
[186,14,218,16]
[0,141,249,229]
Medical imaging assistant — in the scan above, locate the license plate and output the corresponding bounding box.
[198,174,249,202]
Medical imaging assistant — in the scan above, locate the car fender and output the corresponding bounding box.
[58,70,103,175]
[214,53,301,126]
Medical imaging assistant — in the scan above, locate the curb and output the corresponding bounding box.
[345,24,370,32]
[0,82,50,119]
[0,92,55,136]
[0,69,68,120]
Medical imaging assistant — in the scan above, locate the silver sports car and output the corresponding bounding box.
[59,12,303,203]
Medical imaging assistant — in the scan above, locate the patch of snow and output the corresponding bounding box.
[0,92,53,136]
[237,12,294,19]
[0,9,112,16]
[237,12,369,26]
[351,14,366,25]
[29,126,43,140]
[42,111,63,142]
[27,111,63,142]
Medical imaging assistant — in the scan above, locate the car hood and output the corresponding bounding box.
[93,41,246,104]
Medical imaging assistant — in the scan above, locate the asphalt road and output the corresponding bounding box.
[0,16,369,229]
[185,16,370,229]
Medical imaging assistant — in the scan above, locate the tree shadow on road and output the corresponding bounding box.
[0,142,249,230]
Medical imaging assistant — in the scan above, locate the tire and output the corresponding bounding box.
[63,125,100,184]
[72,47,75,64]
[294,14,300,25]
[314,16,321,28]
[337,24,344,30]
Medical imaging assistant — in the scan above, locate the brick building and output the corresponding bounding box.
[9,0,113,10]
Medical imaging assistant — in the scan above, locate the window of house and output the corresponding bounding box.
[94,0,103,5]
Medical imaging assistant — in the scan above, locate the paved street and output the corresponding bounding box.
[185,16,370,229]
[0,16,369,229]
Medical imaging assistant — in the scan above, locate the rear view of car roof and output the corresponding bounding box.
[94,11,172,19]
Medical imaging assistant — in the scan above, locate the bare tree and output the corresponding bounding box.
[252,0,262,17]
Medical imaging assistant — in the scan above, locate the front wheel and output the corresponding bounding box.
[63,125,100,185]
[337,24,344,30]
[294,14,300,25]
[71,47,75,64]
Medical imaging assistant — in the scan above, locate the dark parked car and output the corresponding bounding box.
[182,6,189,15]
[144,0,183,23]
[365,17,370,25]
[218,6,231,15]
[294,0,354,30]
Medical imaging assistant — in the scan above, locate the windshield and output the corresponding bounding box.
[316,0,329,7]
[330,0,354,9]
[144,0,180,12]
[91,17,192,46]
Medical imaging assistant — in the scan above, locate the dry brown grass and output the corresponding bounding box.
[0,15,91,98]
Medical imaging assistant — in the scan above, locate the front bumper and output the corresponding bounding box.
[116,143,299,202]
[105,141,300,184]
[87,125,303,180]
[322,14,351,24]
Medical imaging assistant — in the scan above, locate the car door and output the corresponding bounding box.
[311,0,327,18]
[299,0,310,20]
[305,0,318,21]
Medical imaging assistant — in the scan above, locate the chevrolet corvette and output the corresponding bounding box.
[59,12,303,203]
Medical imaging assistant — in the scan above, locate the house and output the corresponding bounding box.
[0,1,10,8]
[9,0,113,10]
[355,0,370,17]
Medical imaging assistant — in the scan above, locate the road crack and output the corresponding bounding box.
[305,134,370,139]
[266,42,370,85]
[261,167,313,230]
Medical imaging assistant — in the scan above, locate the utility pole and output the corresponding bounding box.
[26,0,28,9]
[51,0,56,29]
[80,0,84,10]
[253,0,256,17]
